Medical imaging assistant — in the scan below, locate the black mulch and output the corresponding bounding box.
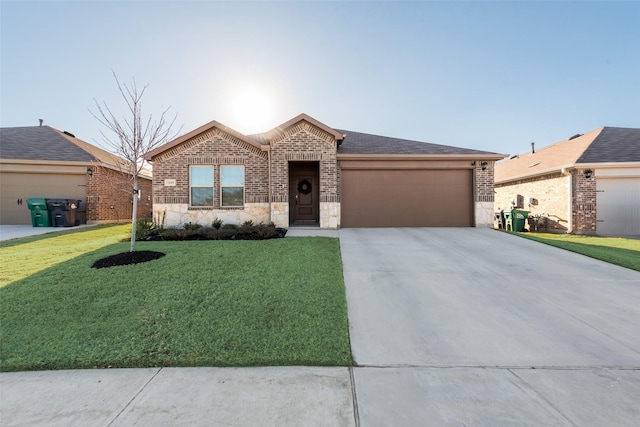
[92,250,166,269]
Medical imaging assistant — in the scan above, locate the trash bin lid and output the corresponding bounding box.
[27,198,48,209]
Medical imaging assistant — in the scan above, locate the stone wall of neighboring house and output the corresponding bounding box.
[150,127,269,227]
[495,172,570,232]
[269,122,339,228]
[474,161,496,227]
[572,169,597,234]
[86,166,153,223]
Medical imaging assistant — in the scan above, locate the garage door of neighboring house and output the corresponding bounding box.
[341,169,474,227]
[596,177,640,236]
[0,172,87,224]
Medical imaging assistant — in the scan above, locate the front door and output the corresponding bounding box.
[289,163,319,225]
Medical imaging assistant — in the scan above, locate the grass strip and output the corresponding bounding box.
[514,232,640,272]
[1,238,353,371]
[0,225,130,287]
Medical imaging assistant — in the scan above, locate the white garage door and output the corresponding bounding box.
[596,177,640,236]
[0,172,87,224]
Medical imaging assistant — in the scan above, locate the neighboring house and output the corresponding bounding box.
[145,113,505,229]
[0,125,152,225]
[495,127,640,236]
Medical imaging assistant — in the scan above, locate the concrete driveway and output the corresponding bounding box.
[340,228,640,426]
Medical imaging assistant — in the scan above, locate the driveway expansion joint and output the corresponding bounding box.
[348,366,361,427]
[354,364,640,371]
[507,368,579,427]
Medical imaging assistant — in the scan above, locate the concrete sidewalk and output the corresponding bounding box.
[0,224,98,242]
[0,367,355,427]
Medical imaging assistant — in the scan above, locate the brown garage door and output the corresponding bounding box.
[341,169,473,227]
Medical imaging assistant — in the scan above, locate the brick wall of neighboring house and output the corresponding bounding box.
[150,127,269,226]
[268,122,340,228]
[495,172,570,232]
[86,166,153,223]
[572,169,597,234]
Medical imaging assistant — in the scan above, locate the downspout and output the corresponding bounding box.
[562,168,573,233]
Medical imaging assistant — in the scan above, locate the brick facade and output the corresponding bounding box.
[86,166,153,223]
[495,169,597,234]
[475,161,495,203]
[150,121,340,228]
[152,128,269,206]
[572,169,597,234]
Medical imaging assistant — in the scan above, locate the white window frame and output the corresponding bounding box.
[220,165,245,208]
[189,165,214,207]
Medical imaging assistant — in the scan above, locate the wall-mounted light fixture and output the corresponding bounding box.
[87,168,93,177]
[471,161,476,166]
[584,169,593,179]
[481,161,488,171]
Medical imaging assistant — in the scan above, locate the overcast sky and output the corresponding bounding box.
[1,1,638,157]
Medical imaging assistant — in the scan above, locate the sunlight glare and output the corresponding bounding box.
[231,90,274,134]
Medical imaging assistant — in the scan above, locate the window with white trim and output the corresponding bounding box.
[220,165,244,207]
[189,166,214,207]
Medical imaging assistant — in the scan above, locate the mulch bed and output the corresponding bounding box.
[92,251,166,269]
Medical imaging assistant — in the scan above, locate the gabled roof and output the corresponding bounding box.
[495,126,640,183]
[247,113,345,145]
[145,120,264,160]
[336,130,500,156]
[147,113,504,160]
[0,125,133,171]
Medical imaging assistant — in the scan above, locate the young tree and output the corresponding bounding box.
[91,72,179,252]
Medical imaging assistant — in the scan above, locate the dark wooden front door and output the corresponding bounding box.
[289,163,319,225]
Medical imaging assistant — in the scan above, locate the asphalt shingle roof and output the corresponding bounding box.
[577,127,640,163]
[0,126,96,161]
[336,130,497,155]
[495,126,640,183]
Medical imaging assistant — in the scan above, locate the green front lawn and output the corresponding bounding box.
[514,232,640,272]
[0,227,353,372]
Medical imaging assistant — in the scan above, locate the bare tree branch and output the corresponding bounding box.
[90,71,181,251]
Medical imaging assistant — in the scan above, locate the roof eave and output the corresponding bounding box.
[495,164,576,184]
[575,161,640,169]
[337,153,507,161]
[496,161,640,184]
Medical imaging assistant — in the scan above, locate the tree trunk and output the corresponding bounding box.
[130,177,138,252]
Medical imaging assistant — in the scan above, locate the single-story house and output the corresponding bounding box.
[145,113,505,229]
[495,127,640,236]
[0,125,152,225]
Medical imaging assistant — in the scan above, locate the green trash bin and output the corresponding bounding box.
[26,198,51,227]
[511,209,530,232]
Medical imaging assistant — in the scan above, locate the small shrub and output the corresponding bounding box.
[160,228,199,240]
[222,223,238,231]
[135,218,158,241]
[184,222,202,231]
[212,217,223,230]
[153,209,167,232]
[215,228,237,240]
[253,222,277,239]
[238,221,254,235]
